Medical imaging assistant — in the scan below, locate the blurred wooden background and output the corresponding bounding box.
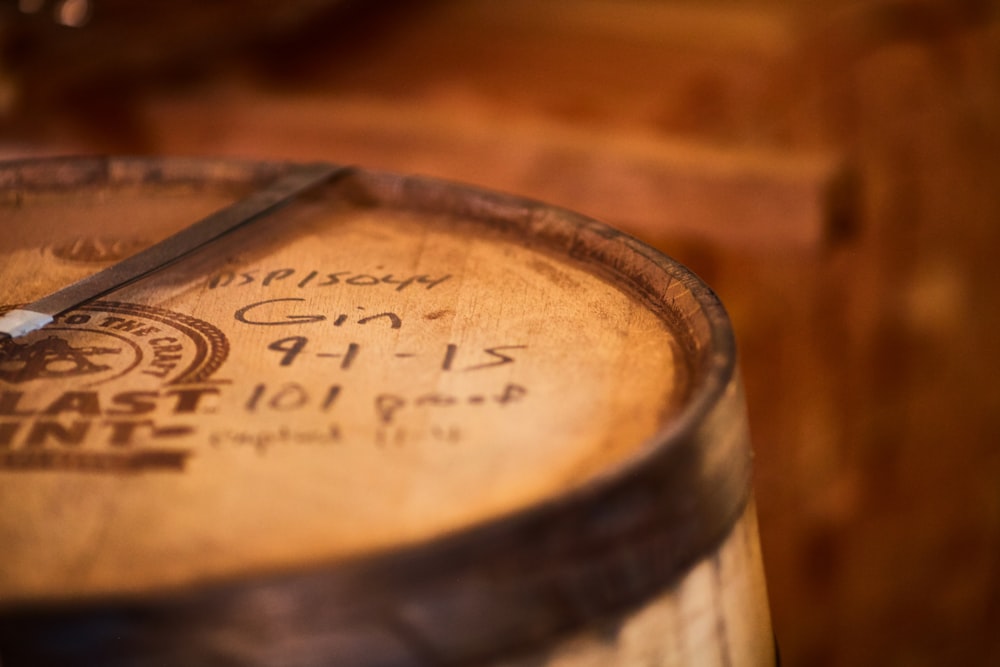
[2,0,999,664]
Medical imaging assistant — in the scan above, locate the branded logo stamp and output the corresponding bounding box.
[49,237,150,264]
[0,301,229,473]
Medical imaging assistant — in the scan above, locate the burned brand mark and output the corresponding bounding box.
[0,302,228,473]
[49,237,151,264]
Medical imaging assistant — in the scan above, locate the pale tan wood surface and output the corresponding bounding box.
[0,168,686,601]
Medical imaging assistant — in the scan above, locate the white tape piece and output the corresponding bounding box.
[0,309,55,338]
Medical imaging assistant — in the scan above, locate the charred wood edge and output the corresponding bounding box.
[0,156,753,666]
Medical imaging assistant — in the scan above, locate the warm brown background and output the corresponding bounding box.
[2,1,999,664]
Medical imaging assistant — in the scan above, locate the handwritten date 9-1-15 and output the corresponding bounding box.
[264,337,527,373]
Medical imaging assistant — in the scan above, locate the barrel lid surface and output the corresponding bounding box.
[0,158,750,652]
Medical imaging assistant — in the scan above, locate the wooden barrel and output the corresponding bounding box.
[0,157,773,666]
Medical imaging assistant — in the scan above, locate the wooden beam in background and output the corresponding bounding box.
[139,92,850,253]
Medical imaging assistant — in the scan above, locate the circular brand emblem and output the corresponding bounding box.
[0,302,229,473]
[0,302,228,388]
